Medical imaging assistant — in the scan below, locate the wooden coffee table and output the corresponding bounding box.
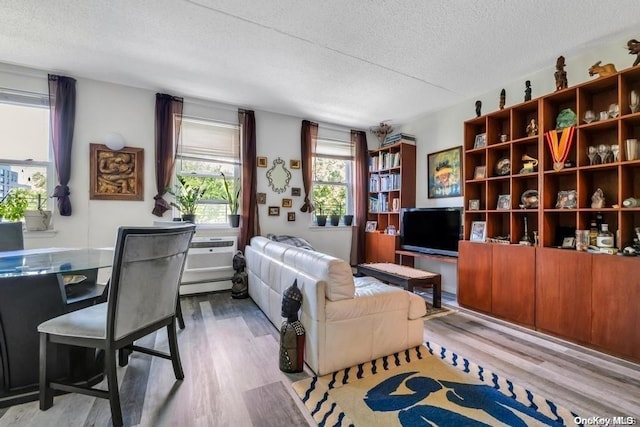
[357,263,442,308]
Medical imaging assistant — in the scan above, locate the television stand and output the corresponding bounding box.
[395,250,458,265]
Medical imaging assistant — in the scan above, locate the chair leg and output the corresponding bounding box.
[167,321,184,380]
[39,333,53,410]
[105,350,123,427]
[118,347,131,367]
[176,299,185,330]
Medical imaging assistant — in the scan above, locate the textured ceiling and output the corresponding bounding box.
[1,0,640,128]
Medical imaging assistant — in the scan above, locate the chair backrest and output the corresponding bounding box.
[0,222,24,252]
[106,225,195,341]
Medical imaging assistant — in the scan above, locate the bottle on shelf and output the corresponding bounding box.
[596,224,614,249]
[589,219,598,247]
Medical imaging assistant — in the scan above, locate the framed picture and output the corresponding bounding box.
[365,221,377,232]
[474,133,487,149]
[428,146,463,198]
[89,144,144,200]
[257,192,266,204]
[497,194,511,210]
[282,198,292,208]
[290,159,301,169]
[468,199,480,211]
[291,187,301,196]
[562,236,576,248]
[268,206,280,216]
[257,156,268,168]
[555,189,577,209]
[470,221,487,242]
[287,212,296,221]
[473,165,486,179]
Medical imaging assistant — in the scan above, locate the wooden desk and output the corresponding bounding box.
[357,263,442,308]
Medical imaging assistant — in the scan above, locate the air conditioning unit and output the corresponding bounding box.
[180,236,237,295]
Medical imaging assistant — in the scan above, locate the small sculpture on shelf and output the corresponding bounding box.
[524,80,532,101]
[369,121,394,144]
[588,61,617,78]
[627,39,640,67]
[475,100,482,117]
[499,89,506,110]
[519,216,532,246]
[520,155,538,174]
[526,118,538,136]
[591,188,605,209]
[554,56,568,91]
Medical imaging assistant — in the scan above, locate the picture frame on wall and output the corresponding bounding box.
[470,221,487,242]
[291,187,301,196]
[290,159,301,169]
[282,198,292,208]
[287,212,296,221]
[268,206,280,216]
[257,192,266,204]
[257,156,268,167]
[89,144,144,200]
[428,146,463,198]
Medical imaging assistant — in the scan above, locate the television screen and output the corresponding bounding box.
[400,207,462,257]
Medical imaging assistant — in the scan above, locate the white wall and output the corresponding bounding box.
[399,34,636,294]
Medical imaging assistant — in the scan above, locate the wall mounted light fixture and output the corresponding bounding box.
[103,132,125,151]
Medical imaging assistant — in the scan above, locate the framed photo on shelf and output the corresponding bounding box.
[468,199,480,211]
[555,189,577,209]
[561,236,576,248]
[427,146,463,198]
[365,221,377,232]
[473,165,486,179]
[497,194,511,210]
[473,133,487,149]
[470,221,487,242]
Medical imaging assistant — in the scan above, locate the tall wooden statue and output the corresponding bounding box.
[279,280,305,373]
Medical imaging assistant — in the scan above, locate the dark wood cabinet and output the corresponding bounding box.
[457,241,492,313]
[491,244,535,327]
[365,233,397,263]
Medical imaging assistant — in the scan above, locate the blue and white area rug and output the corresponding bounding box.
[292,342,580,426]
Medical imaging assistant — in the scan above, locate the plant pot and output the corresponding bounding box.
[316,215,327,226]
[24,210,52,231]
[181,214,196,223]
[330,214,340,226]
[228,214,240,228]
[343,214,354,226]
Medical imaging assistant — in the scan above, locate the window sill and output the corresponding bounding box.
[309,225,354,230]
[24,229,58,239]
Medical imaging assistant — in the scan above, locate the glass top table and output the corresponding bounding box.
[0,248,114,278]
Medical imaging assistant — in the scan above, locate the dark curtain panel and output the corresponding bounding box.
[238,109,259,251]
[152,93,183,217]
[350,130,369,265]
[300,120,318,213]
[48,74,76,216]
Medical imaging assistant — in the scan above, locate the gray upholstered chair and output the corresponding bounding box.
[0,222,24,252]
[38,224,195,427]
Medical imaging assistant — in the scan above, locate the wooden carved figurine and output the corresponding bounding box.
[499,89,506,110]
[475,100,482,117]
[524,80,532,101]
[554,56,568,91]
[627,39,640,67]
[588,61,617,78]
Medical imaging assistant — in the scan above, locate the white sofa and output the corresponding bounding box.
[245,236,426,376]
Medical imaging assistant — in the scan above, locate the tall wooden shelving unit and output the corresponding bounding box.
[459,66,640,363]
[365,142,416,263]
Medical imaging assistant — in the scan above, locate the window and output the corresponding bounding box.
[312,137,354,222]
[174,117,240,225]
[0,90,52,209]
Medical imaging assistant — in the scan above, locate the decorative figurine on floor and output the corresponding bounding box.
[475,100,482,117]
[231,250,249,299]
[279,280,305,373]
[627,39,640,67]
[588,61,617,78]
[499,89,506,110]
[554,56,568,91]
[591,188,605,209]
[526,118,538,136]
[524,80,532,101]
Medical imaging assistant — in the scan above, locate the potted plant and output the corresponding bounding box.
[167,176,209,223]
[330,204,341,226]
[221,173,241,228]
[343,212,354,226]
[0,189,28,222]
[315,203,327,226]
[24,193,52,231]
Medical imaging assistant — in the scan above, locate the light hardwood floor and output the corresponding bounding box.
[0,291,638,426]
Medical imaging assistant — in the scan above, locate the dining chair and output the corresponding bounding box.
[37,224,195,427]
[0,222,24,252]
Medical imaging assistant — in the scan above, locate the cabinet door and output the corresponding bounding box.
[364,233,397,263]
[491,245,535,327]
[365,232,377,263]
[457,241,492,313]
[536,248,592,343]
[592,256,640,361]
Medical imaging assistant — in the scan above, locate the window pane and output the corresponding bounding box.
[313,184,347,215]
[313,157,348,183]
[0,103,49,160]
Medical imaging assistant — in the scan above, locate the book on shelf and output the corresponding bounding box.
[383,133,416,146]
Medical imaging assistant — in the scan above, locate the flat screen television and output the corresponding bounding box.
[400,207,463,257]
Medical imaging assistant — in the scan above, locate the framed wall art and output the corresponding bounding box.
[257,156,268,167]
[287,212,296,221]
[257,192,266,204]
[268,206,280,216]
[291,187,301,196]
[282,198,292,208]
[90,143,144,200]
[290,159,301,169]
[428,146,463,198]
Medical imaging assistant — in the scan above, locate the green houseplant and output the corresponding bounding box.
[315,203,327,227]
[0,189,29,222]
[221,173,241,227]
[330,203,341,226]
[167,176,209,223]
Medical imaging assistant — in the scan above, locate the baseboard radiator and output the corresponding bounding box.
[180,236,237,295]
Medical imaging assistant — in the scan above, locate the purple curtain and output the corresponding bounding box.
[238,109,259,251]
[48,74,76,216]
[300,120,318,212]
[350,130,368,265]
[152,93,183,217]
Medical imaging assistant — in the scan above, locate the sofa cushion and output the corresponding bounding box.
[326,278,409,321]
